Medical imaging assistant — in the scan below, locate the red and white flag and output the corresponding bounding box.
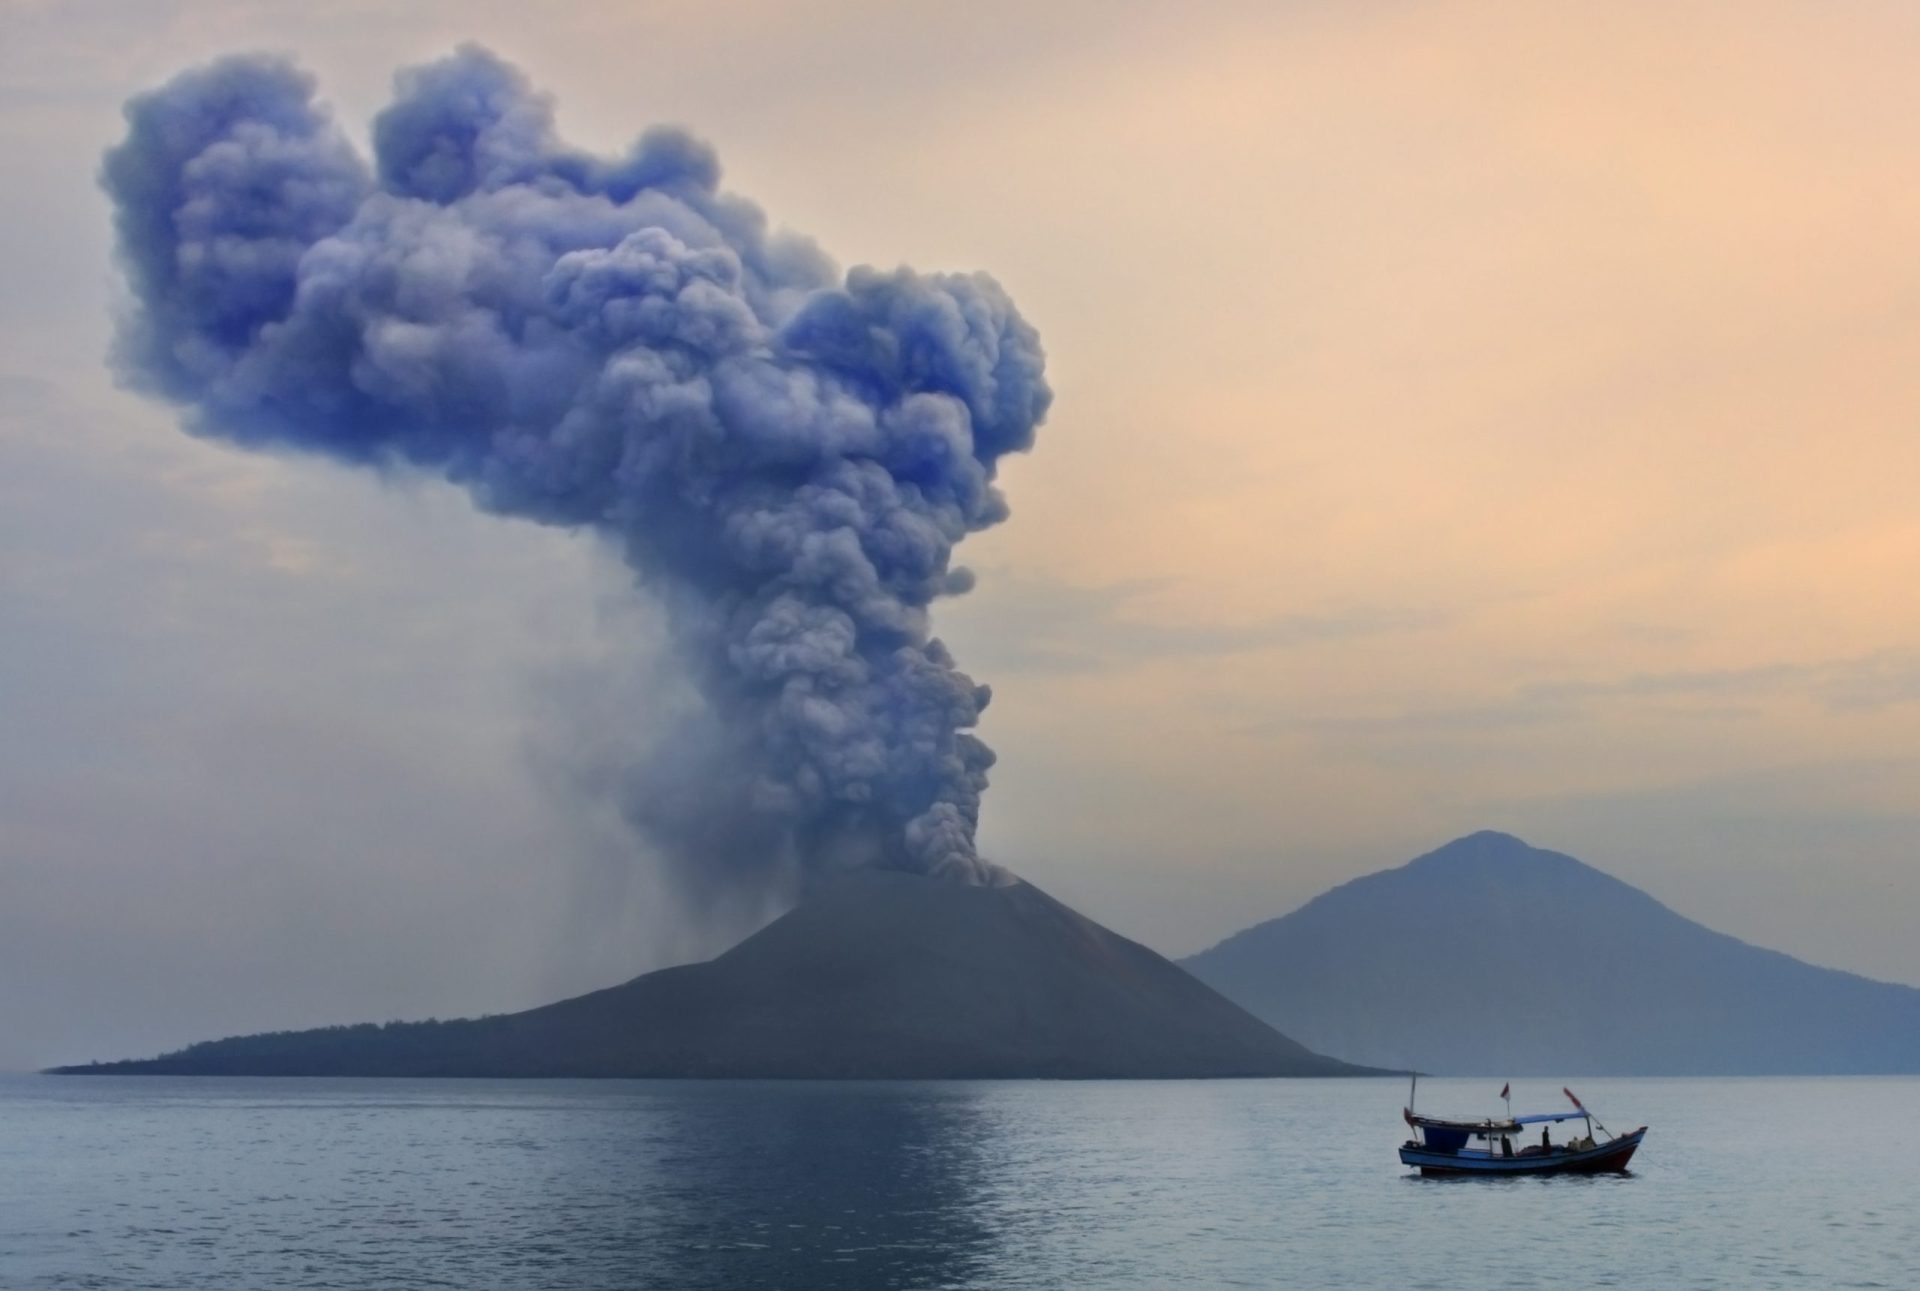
[1499,1083,1509,1099]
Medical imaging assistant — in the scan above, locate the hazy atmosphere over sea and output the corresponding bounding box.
[5,0,1920,1072]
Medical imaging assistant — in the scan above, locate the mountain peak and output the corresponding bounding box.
[1398,830,1605,885]
[1416,830,1543,861]
[1456,828,1530,848]
[1182,833,1920,1075]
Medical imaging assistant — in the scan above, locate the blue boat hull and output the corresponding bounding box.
[1400,1127,1647,1176]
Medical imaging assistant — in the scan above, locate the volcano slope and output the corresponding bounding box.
[1182,830,1920,1075]
[55,873,1374,1079]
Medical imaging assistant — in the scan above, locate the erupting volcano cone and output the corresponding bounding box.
[56,873,1374,1079]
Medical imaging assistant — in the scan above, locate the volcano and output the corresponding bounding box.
[54,873,1373,1079]
[1182,831,1920,1075]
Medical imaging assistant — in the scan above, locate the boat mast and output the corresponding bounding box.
[1564,1085,1601,1141]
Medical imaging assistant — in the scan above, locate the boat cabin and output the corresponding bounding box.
[1404,1109,1598,1160]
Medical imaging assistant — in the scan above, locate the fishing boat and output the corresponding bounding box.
[1399,1079,1647,1176]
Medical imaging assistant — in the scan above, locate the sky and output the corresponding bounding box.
[4,0,1919,1070]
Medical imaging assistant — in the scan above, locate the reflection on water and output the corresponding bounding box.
[537,1083,998,1290]
[1,1078,1004,1291]
[5,1075,1919,1290]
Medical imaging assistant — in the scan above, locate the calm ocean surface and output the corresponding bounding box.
[2,1074,1915,1289]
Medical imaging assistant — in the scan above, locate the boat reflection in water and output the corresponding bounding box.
[1399,1081,1647,1177]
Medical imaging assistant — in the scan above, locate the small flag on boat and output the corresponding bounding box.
[1499,1083,1509,1100]
[1564,1087,1585,1111]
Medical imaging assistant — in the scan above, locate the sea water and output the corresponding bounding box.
[2,1074,1914,1289]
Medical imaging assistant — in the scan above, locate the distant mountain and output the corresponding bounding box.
[1181,831,1920,1075]
[55,872,1372,1079]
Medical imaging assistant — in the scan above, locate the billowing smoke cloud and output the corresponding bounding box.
[103,46,1049,894]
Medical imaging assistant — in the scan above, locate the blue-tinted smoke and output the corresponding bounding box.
[103,46,1049,889]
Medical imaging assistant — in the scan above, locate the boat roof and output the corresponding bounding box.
[1408,1111,1592,1130]
[1407,1114,1517,1131]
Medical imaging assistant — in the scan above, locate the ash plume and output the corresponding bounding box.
[103,46,1049,895]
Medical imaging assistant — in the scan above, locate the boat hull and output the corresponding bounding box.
[1400,1127,1646,1177]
